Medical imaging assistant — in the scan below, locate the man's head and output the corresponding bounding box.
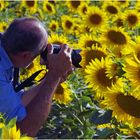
[1,17,48,68]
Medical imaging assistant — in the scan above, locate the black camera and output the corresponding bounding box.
[40,44,82,68]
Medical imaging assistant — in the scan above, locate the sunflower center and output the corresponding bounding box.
[71,1,80,9]
[97,68,114,87]
[85,40,101,48]
[26,1,35,7]
[90,14,102,25]
[82,7,87,14]
[137,50,140,61]
[74,25,78,30]
[65,21,73,29]
[106,6,118,14]
[117,94,140,118]
[2,25,6,31]
[51,24,56,31]
[0,3,1,8]
[107,30,127,45]
[116,19,123,27]
[46,4,52,12]
[127,15,137,25]
[56,85,64,95]
[85,50,106,65]
[118,0,126,3]
[48,0,55,5]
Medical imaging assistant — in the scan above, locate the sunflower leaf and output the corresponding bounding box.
[90,110,112,125]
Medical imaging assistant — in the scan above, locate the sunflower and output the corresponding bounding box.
[78,2,88,16]
[49,20,59,32]
[106,59,120,79]
[108,42,134,58]
[123,37,140,64]
[83,6,108,31]
[34,8,44,20]
[2,124,33,139]
[70,17,83,36]
[47,0,56,5]
[102,27,132,48]
[53,82,73,104]
[97,123,115,129]
[2,125,20,139]
[102,82,140,128]
[78,33,102,49]
[0,123,5,128]
[80,45,108,68]
[20,0,38,14]
[65,0,83,12]
[79,24,92,34]
[123,58,140,88]
[135,1,140,13]
[85,58,117,97]
[102,1,119,17]
[48,33,69,45]
[0,1,4,11]
[61,15,74,34]
[115,0,130,9]
[0,21,8,32]
[72,23,82,36]
[132,37,140,63]
[123,9,140,29]
[113,16,124,27]
[119,127,140,138]
[43,1,55,15]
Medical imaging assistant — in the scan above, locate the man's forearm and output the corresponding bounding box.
[21,82,43,107]
[17,71,61,137]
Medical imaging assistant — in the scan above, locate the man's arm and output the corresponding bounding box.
[17,71,61,136]
[17,44,73,137]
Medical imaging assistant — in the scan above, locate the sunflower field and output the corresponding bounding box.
[2,0,140,139]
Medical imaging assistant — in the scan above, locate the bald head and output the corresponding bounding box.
[1,17,48,54]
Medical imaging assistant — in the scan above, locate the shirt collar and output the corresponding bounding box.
[0,41,13,70]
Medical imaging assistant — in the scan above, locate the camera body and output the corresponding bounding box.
[40,44,82,68]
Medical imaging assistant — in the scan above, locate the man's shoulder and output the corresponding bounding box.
[0,68,13,86]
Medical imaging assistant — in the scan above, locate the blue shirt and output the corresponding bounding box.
[0,41,26,122]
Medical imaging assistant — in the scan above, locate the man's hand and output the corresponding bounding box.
[47,44,73,79]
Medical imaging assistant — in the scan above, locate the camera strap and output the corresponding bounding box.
[14,69,46,92]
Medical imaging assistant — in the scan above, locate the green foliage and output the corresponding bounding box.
[37,70,114,139]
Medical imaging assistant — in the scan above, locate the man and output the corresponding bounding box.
[0,17,73,136]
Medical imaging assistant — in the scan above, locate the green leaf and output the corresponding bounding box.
[93,128,115,139]
[7,117,17,128]
[90,110,112,125]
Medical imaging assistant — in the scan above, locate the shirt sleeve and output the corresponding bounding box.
[0,79,27,122]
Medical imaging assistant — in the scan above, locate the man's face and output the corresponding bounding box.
[25,44,47,68]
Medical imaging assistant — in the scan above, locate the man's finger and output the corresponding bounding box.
[67,47,72,54]
[59,44,68,54]
[47,44,53,54]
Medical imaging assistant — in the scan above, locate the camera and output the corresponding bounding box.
[40,44,82,68]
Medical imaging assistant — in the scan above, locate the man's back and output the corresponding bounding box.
[0,42,26,122]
